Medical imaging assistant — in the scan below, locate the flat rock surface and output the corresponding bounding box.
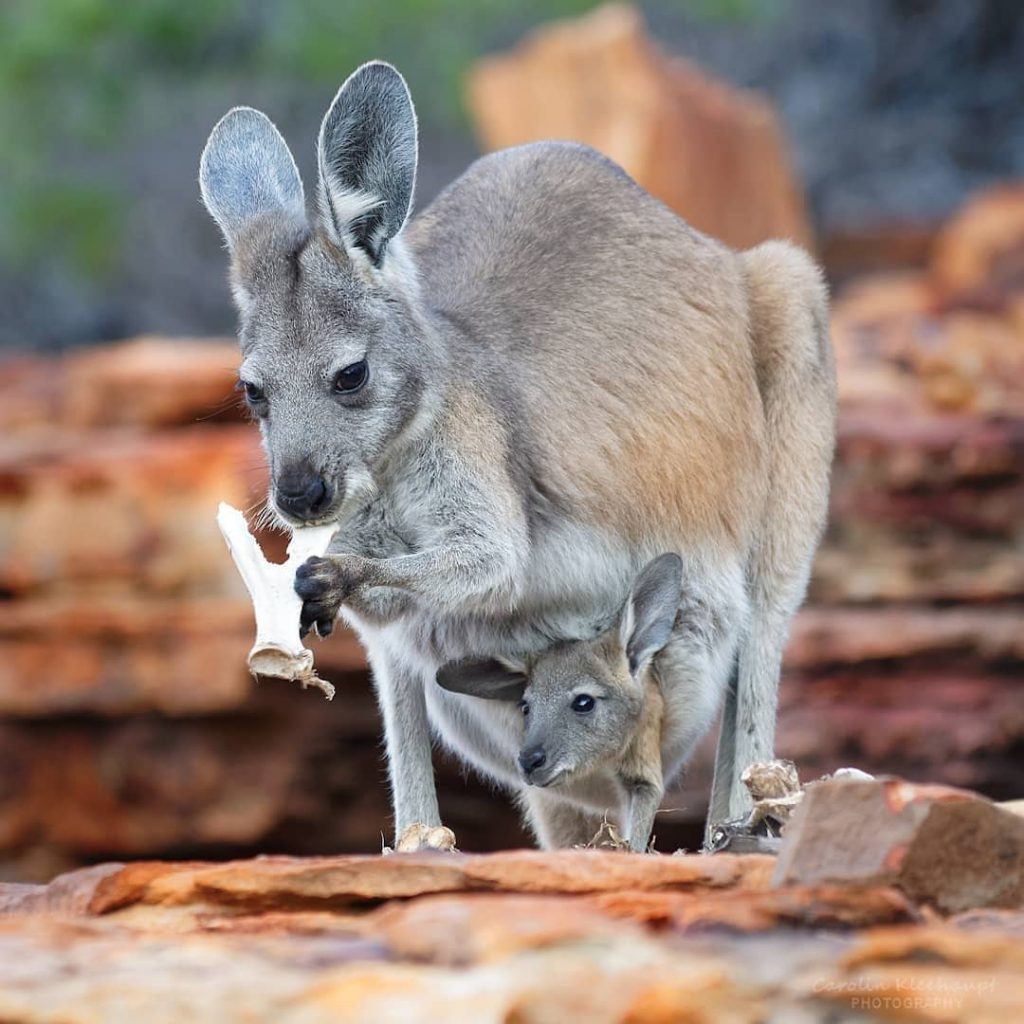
[1,849,1022,1022]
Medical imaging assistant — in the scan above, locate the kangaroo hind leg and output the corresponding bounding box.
[726,241,836,820]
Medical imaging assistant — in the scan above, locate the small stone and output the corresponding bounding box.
[742,760,801,801]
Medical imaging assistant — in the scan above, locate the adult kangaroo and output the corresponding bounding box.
[199,62,835,849]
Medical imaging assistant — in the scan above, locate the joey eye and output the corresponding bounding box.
[332,359,368,394]
[571,694,596,714]
[519,700,530,717]
[239,381,266,405]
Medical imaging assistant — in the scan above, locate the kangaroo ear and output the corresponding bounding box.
[199,107,305,252]
[620,554,683,675]
[316,61,417,267]
[436,658,526,703]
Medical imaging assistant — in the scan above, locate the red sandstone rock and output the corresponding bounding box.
[0,715,308,855]
[811,411,1024,603]
[81,849,775,914]
[810,533,1024,604]
[0,852,1022,1022]
[786,606,1024,668]
[817,257,1024,608]
[591,883,919,932]
[0,597,364,715]
[0,598,254,715]
[62,336,241,429]
[819,925,1024,1022]
[0,356,62,434]
[931,184,1024,301]
[0,336,242,435]
[0,692,537,869]
[0,426,264,597]
[0,911,764,1023]
[774,778,1024,913]
[832,272,1024,419]
[777,671,1024,802]
[821,223,937,280]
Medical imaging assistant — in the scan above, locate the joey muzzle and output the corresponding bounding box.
[519,744,560,786]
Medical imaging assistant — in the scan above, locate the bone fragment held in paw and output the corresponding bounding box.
[217,502,338,699]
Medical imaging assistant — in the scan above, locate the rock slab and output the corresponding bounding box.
[775,778,1024,912]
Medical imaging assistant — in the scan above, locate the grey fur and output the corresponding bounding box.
[621,553,684,673]
[198,62,836,847]
[199,107,305,253]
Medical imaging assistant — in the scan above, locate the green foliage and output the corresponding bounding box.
[686,0,786,23]
[0,0,762,281]
[15,184,122,275]
[0,0,247,276]
[257,0,599,123]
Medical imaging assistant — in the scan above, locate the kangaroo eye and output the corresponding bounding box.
[332,359,368,394]
[519,700,529,717]
[240,381,266,405]
[571,694,595,714]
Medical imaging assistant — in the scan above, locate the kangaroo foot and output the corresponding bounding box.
[386,823,457,854]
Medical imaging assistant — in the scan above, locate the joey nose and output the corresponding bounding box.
[275,468,331,520]
[518,746,547,776]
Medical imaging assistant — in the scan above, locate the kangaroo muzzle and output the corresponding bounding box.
[275,465,333,522]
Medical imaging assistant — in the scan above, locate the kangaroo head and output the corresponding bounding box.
[200,62,439,525]
[436,554,684,787]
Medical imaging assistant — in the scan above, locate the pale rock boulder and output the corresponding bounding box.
[467,3,812,252]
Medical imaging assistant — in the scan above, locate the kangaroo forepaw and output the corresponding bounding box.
[294,555,346,638]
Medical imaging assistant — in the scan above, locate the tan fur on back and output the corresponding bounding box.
[409,143,770,554]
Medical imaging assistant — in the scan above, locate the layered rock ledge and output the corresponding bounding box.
[2,843,1023,1022]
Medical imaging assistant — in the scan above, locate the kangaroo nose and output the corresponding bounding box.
[519,745,547,776]
[275,468,331,520]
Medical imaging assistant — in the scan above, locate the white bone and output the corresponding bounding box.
[217,502,339,700]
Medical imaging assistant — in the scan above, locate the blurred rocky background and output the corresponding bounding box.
[1,0,1023,882]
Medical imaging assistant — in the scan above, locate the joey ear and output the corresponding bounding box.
[316,61,417,267]
[436,658,527,703]
[620,554,683,674]
[199,107,305,252]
